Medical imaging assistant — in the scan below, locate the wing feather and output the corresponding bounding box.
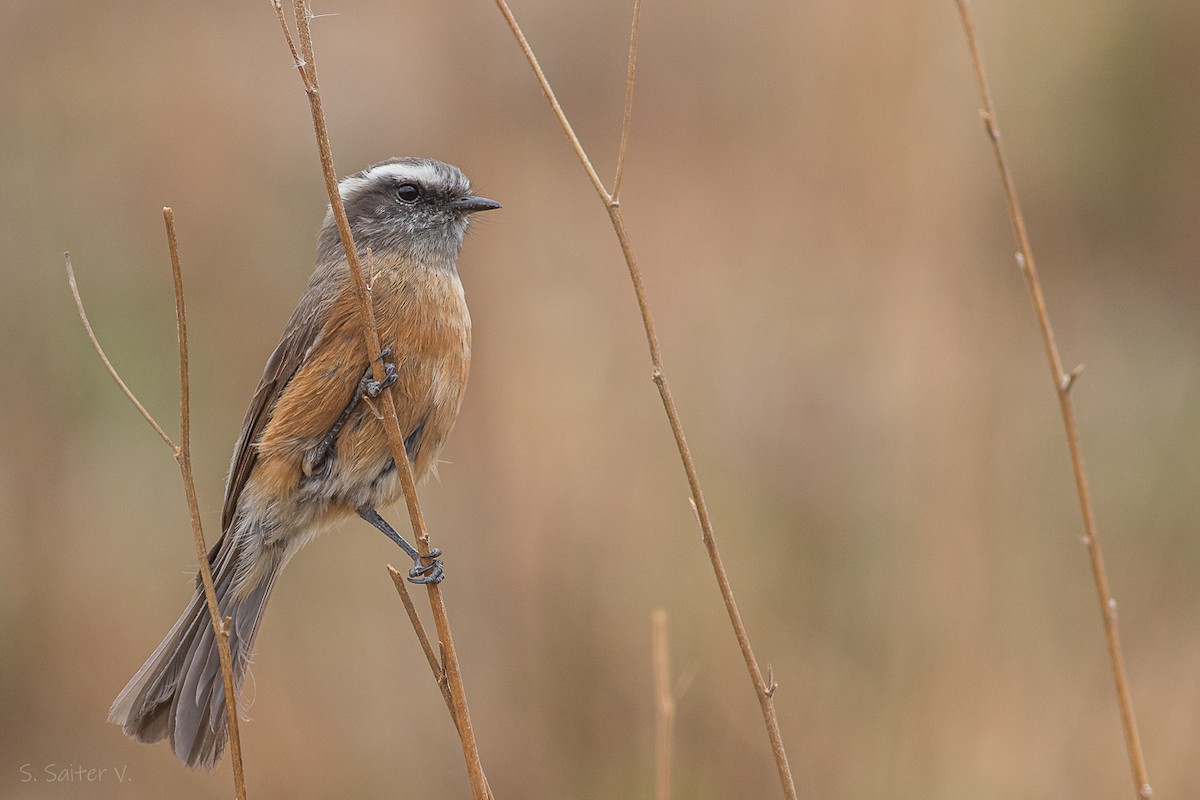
[219,301,326,533]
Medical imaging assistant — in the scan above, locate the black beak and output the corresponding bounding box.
[450,195,502,214]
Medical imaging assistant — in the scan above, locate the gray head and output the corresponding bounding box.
[317,157,500,271]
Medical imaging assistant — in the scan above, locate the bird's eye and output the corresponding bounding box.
[395,183,422,203]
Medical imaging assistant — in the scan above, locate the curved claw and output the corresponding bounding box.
[364,362,398,399]
[408,559,445,585]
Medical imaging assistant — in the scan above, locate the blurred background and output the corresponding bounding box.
[3,0,1199,797]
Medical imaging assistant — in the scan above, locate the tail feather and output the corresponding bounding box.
[109,533,279,770]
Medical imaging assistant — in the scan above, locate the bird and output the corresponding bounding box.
[108,156,500,769]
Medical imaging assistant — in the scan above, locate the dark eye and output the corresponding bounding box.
[395,183,421,203]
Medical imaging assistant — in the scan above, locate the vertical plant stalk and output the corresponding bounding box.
[271,4,491,798]
[65,211,249,800]
[611,0,642,201]
[952,3,1150,798]
[651,609,675,800]
[163,211,248,798]
[491,2,797,798]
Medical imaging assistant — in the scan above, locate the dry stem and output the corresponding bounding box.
[65,211,248,800]
[65,260,175,450]
[491,2,797,797]
[272,3,490,797]
[163,210,247,796]
[651,609,675,800]
[387,565,453,710]
[611,0,642,201]
[953,3,1150,798]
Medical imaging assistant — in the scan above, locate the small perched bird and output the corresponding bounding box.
[109,157,499,768]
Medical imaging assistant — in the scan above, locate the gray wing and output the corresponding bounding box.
[219,300,326,533]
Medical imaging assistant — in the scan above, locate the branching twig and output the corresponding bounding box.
[952,3,1150,798]
[163,210,248,797]
[65,211,249,800]
[271,4,491,798]
[651,609,675,800]
[388,565,453,711]
[491,2,797,797]
[65,259,175,451]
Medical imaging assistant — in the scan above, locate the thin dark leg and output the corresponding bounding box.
[307,354,397,474]
[357,507,444,584]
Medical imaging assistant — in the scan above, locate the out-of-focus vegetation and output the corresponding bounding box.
[3,1,1198,797]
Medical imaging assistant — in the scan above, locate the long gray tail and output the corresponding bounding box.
[109,536,276,769]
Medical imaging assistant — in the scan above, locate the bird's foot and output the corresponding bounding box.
[408,548,444,584]
[362,351,398,399]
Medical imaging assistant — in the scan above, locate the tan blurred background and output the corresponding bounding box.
[3,0,1200,797]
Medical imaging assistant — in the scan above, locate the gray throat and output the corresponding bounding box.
[315,211,468,275]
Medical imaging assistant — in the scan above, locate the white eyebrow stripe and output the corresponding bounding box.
[366,161,444,187]
[336,174,371,199]
[336,161,449,200]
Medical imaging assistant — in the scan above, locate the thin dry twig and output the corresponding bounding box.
[491,2,797,797]
[163,209,248,797]
[65,213,249,799]
[651,609,676,800]
[388,565,453,711]
[65,257,176,451]
[272,4,491,798]
[953,3,1150,798]
[611,0,642,201]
